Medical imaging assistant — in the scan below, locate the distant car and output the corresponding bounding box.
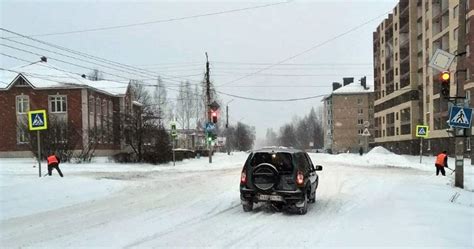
[239,147,323,215]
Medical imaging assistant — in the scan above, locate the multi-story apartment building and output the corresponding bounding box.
[373,0,474,155]
[323,77,374,154]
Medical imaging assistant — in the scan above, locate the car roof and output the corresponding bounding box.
[252,147,303,154]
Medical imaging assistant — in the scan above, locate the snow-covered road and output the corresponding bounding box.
[1,152,473,248]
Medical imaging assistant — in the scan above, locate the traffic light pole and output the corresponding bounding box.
[37,130,41,177]
[453,0,467,188]
[205,52,212,164]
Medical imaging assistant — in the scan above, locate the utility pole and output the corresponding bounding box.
[205,52,212,164]
[454,0,467,188]
[226,104,230,155]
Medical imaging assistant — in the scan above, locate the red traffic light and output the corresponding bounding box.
[440,71,450,98]
[211,111,218,123]
[440,71,450,81]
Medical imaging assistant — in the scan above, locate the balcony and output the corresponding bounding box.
[432,0,449,18]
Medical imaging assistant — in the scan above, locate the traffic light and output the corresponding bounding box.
[440,71,450,98]
[170,122,177,137]
[211,110,218,123]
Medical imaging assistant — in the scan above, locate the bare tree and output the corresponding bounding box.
[123,80,155,162]
[176,81,195,129]
[20,116,79,162]
[88,69,103,81]
[265,128,278,146]
[153,76,168,125]
[279,124,297,148]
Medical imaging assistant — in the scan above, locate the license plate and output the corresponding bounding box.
[258,194,283,201]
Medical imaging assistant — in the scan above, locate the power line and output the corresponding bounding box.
[215,90,327,102]
[4,1,293,38]
[213,73,373,77]
[0,28,205,86]
[212,61,373,66]
[1,54,330,103]
[1,35,204,85]
[217,11,389,87]
[0,58,205,100]
[0,43,154,83]
[0,42,207,90]
[219,85,331,88]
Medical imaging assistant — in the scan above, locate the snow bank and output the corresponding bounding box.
[309,146,474,191]
[0,152,249,221]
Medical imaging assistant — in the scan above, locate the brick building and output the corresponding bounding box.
[0,60,138,157]
[323,77,374,154]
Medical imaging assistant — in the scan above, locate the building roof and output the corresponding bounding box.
[322,83,373,101]
[332,83,373,95]
[0,62,130,97]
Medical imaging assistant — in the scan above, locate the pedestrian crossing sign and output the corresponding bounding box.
[448,106,472,129]
[416,125,429,138]
[28,110,48,131]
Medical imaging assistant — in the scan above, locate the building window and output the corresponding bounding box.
[395,23,398,31]
[453,5,458,19]
[358,129,363,135]
[395,53,398,61]
[396,127,399,135]
[49,96,67,113]
[396,112,399,120]
[358,119,364,125]
[89,96,94,114]
[454,28,458,41]
[357,98,363,105]
[17,127,28,144]
[395,68,399,76]
[358,108,363,115]
[16,95,29,114]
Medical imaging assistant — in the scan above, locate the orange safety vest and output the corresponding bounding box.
[47,155,58,165]
[435,153,447,166]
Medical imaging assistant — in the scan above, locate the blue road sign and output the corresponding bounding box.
[416,125,429,138]
[28,110,48,130]
[205,122,216,132]
[448,106,473,129]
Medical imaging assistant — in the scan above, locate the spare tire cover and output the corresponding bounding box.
[252,163,279,191]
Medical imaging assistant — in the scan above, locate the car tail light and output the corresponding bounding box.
[296,171,304,186]
[240,169,247,184]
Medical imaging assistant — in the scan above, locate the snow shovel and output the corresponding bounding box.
[446,167,455,175]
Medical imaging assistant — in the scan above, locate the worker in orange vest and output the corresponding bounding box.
[47,153,63,177]
[434,150,448,176]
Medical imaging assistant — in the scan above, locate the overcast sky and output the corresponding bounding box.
[1,0,397,140]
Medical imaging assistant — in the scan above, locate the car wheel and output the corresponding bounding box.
[298,194,308,215]
[309,189,316,203]
[243,202,253,212]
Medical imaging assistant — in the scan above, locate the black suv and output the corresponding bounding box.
[239,147,323,215]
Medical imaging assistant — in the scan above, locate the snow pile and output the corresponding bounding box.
[367,146,392,155]
[310,146,473,191]
[363,146,414,168]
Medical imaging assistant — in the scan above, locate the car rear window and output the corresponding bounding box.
[250,152,293,172]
